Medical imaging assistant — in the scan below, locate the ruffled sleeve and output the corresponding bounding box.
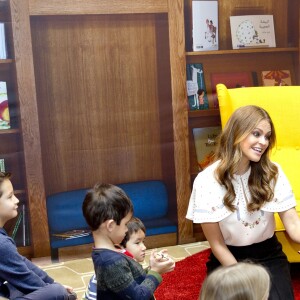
[262,163,296,212]
[186,161,232,223]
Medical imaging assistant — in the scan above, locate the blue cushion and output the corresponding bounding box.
[46,180,177,250]
[119,181,168,220]
[47,189,89,233]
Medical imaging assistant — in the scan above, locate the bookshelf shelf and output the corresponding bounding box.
[0,128,20,134]
[186,47,299,56]
[188,109,220,118]
[14,189,26,195]
[0,58,13,64]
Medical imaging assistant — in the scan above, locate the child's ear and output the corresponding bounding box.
[106,219,116,232]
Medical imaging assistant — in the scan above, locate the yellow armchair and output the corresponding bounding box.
[216,84,300,262]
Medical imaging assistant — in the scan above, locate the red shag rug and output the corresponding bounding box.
[154,249,300,300]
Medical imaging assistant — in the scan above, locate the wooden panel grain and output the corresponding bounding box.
[168,0,194,244]
[29,0,168,15]
[10,0,49,257]
[31,14,165,195]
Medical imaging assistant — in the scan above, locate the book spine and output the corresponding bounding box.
[0,158,5,172]
[11,210,23,240]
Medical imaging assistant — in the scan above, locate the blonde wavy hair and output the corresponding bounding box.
[199,262,270,300]
[214,105,278,211]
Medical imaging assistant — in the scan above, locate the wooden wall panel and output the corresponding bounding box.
[31,14,169,195]
[29,0,168,15]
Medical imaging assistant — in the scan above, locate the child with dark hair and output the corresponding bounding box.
[0,172,77,300]
[84,217,150,300]
[82,184,175,300]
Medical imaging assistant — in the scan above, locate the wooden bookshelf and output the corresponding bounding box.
[4,0,299,256]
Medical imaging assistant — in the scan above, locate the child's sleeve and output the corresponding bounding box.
[96,254,161,299]
[0,237,54,294]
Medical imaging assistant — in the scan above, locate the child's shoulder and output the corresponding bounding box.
[92,248,123,261]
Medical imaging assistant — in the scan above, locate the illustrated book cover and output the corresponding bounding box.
[261,70,292,86]
[230,15,276,49]
[193,126,221,171]
[186,63,209,110]
[192,0,218,51]
[210,71,256,108]
[0,81,10,130]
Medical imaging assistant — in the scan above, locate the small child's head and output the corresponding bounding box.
[0,172,19,227]
[120,217,146,262]
[199,262,270,300]
[82,183,133,244]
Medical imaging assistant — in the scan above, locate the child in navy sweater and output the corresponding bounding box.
[0,172,77,300]
[82,183,175,300]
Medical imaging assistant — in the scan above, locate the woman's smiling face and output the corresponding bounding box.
[238,119,271,171]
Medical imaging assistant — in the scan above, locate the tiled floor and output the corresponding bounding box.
[34,241,210,299]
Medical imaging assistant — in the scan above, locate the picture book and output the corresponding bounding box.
[193,126,221,171]
[230,15,276,49]
[192,0,218,51]
[0,81,10,129]
[210,71,255,108]
[186,63,209,110]
[52,229,91,240]
[261,70,292,86]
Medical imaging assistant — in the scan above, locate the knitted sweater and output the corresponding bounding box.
[0,228,54,297]
[92,248,162,299]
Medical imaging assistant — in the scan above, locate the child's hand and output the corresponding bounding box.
[149,249,175,274]
[63,285,73,293]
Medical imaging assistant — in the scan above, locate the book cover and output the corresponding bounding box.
[193,126,221,171]
[261,70,292,86]
[192,0,218,51]
[0,81,10,129]
[210,71,255,108]
[0,22,7,59]
[230,15,276,49]
[186,63,209,110]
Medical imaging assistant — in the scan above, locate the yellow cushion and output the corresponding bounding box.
[216,84,300,262]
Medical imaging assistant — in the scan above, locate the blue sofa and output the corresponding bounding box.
[46,180,178,261]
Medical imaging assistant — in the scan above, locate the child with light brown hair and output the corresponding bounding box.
[199,262,270,300]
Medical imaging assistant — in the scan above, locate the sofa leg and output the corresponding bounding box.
[51,248,59,263]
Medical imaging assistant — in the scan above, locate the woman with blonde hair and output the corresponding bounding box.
[187,105,300,299]
[199,262,270,300]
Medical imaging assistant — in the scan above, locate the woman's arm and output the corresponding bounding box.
[279,208,300,243]
[201,222,237,266]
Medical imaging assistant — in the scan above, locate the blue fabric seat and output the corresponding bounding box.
[46,180,178,261]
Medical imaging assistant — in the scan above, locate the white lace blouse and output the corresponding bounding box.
[186,160,296,246]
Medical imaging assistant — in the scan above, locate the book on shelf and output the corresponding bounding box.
[0,22,7,59]
[0,158,5,172]
[12,208,23,240]
[186,63,209,111]
[193,126,221,171]
[0,81,10,130]
[261,70,292,86]
[192,0,218,51]
[52,229,91,240]
[230,15,276,49]
[210,71,256,108]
